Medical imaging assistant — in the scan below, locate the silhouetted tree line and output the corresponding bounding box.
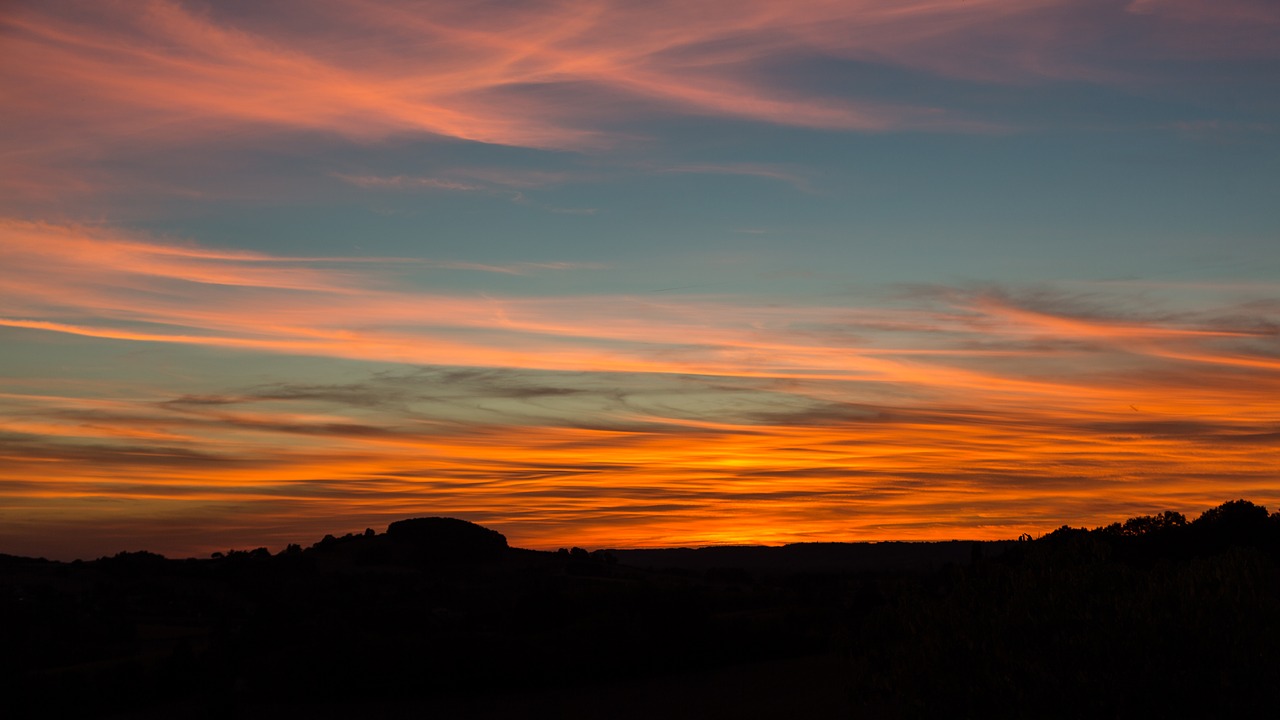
[1,502,1277,718]
[846,499,1280,717]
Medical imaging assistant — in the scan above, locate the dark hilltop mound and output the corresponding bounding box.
[2,499,1279,718]
[300,516,510,568]
[385,516,508,562]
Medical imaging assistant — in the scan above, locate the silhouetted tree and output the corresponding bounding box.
[1119,510,1187,536]
[1194,499,1269,528]
[1191,499,1272,549]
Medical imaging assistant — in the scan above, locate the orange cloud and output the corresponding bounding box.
[2,218,1278,558]
[3,219,1277,397]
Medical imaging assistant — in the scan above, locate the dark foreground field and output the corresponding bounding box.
[4,500,1279,718]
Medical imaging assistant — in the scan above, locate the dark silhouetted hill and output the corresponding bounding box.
[386,515,509,561]
[2,500,1278,718]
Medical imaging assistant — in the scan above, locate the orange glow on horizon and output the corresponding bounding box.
[2,216,1276,560]
[2,0,1278,560]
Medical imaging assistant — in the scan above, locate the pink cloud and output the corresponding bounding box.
[332,173,484,192]
[3,0,1272,211]
[4,218,1277,412]
[6,0,1264,169]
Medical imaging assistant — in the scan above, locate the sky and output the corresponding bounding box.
[2,0,1278,560]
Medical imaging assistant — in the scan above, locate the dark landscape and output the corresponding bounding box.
[3,500,1279,718]
[5,4,1279,719]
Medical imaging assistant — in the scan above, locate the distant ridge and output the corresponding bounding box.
[3,499,1278,718]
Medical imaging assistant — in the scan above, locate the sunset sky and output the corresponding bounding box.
[2,0,1278,560]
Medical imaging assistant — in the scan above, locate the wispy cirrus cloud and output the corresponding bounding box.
[5,0,1275,205]
[332,173,484,192]
[1125,0,1280,56]
[332,169,601,214]
[0,218,601,305]
[4,361,1277,558]
[654,163,816,193]
[2,218,1278,557]
[3,218,1276,392]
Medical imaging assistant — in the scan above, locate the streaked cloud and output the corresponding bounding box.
[2,2,1276,558]
[333,173,485,192]
[655,163,816,193]
[2,218,1277,557]
[331,170,603,215]
[5,0,1275,207]
[4,218,1276,390]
